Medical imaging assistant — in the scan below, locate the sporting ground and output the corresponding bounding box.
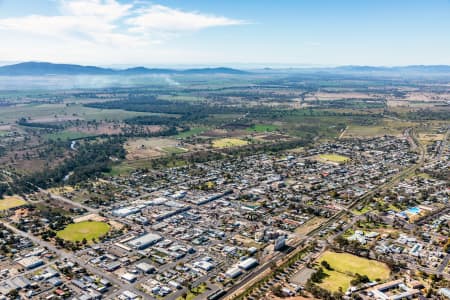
[56,221,110,242]
[318,251,390,292]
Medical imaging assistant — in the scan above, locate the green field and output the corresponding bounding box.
[45,131,98,141]
[56,221,110,242]
[0,103,156,124]
[318,153,350,163]
[212,138,249,148]
[318,251,390,292]
[246,124,278,132]
[0,196,27,210]
[162,146,188,154]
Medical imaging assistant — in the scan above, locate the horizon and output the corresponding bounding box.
[2,61,450,70]
[1,0,450,66]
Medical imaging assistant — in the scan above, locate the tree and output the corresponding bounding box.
[321,260,332,270]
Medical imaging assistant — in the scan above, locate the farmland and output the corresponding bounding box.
[212,138,249,148]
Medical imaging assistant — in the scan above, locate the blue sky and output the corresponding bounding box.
[0,0,449,67]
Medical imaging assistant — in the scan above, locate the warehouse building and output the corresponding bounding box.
[127,233,162,250]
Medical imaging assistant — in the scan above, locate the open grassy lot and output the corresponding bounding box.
[125,137,181,160]
[318,153,349,163]
[162,146,187,154]
[246,124,278,132]
[317,251,390,292]
[56,221,110,242]
[418,133,444,144]
[320,269,354,293]
[343,119,418,138]
[0,196,27,210]
[212,138,249,148]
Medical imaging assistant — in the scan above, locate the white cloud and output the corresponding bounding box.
[127,4,246,33]
[61,0,132,20]
[0,0,246,63]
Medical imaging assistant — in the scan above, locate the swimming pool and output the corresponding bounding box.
[405,207,421,215]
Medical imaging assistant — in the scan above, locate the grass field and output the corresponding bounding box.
[0,196,27,210]
[212,138,249,148]
[344,119,418,138]
[318,153,349,163]
[0,103,155,124]
[56,221,110,242]
[418,133,444,144]
[318,251,390,292]
[45,131,98,141]
[162,146,188,154]
[246,124,278,132]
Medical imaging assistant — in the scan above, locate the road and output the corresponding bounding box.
[222,128,426,300]
[437,126,449,160]
[0,220,149,299]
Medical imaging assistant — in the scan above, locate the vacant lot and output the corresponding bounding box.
[0,196,27,211]
[418,133,444,144]
[125,137,181,160]
[318,153,349,163]
[317,251,390,292]
[57,221,110,242]
[212,138,249,148]
[343,119,417,138]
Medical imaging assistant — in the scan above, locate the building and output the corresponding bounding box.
[238,257,258,271]
[369,280,422,300]
[439,288,450,299]
[121,273,137,283]
[127,233,162,250]
[225,267,242,278]
[17,256,44,270]
[274,236,286,251]
[136,262,156,274]
[112,206,141,217]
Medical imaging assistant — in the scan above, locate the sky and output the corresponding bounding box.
[0,0,449,67]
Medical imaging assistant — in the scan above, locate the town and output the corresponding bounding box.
[0,127,448,300]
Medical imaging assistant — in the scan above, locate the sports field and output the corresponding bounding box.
[212,138,249,148]
[318,153,349,163]
[56,221,110,242]
[318,251,390,292]
[0,196,27,210]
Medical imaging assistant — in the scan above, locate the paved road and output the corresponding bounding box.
[0,220,149,299]
[437,254,450,274]
[222,128,426,300]
[437,126,449,160]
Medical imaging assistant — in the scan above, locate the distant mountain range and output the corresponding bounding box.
[0,61,449,76]
[0,62,248,76]
[333,65,450,73]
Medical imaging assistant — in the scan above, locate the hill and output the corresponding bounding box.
[0,62,248,76]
